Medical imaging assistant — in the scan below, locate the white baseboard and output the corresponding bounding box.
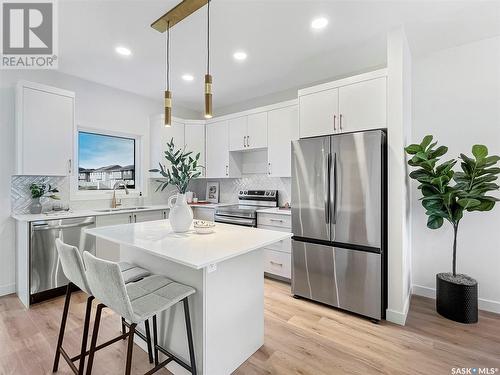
[386,292,412,326]
[412,284,500,314]
[0,283,16,297]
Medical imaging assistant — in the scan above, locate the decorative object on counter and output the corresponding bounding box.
[192,197,199,203]
[405,135,500,323]
[149,138,202,232]
[29,183,60,214]
[193,220,215,234]
[206,181,219,203]
[186,191,194,203]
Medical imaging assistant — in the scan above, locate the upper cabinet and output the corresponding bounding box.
[149,116,185,176]
[185,121,206,178]
[298,69,387,138]
[206,120,230,178]
[267,105,298,177]
[229,112,268,151]
[16,81,75,176]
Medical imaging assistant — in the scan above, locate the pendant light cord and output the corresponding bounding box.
[207,0,210,74]
[167,20,170,91]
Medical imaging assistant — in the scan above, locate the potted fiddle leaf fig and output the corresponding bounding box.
[405,135,500,323]
[149,138,202,233]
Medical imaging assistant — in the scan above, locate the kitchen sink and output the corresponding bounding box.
[94,206,151,213]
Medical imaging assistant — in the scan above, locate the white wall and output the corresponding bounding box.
[386,28,413,325]
[411,36,500,313]
[0,70,198,295]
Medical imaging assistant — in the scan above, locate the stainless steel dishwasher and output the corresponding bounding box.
[30,216,96,304]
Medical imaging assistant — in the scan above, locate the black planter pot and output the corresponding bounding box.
[436,273,478,324]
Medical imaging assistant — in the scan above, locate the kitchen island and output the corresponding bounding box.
[85,220,292,375]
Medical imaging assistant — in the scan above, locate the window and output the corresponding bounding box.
[78,131,136,191]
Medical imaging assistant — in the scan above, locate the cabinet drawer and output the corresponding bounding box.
[264,249,291,279]
[257,213,291,228]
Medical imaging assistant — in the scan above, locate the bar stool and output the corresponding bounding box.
[83,252,197,375]
[53,239,154,374]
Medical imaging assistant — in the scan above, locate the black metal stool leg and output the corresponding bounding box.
[85,304,104,375]
[121,317,126,339]
[144,319,153,364]
[183,298,197,375]
[125,323,136,375]
[77,295,94,375]
[53,283,73,372]
[152,315,159,366]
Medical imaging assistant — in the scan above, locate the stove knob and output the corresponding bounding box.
[244,191,248,195]
[271,192,275,196]
[239,191,243,195]
[265,192,269,196]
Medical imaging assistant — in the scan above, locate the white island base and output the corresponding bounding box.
[121,244,263,375]
[85,220,291,375]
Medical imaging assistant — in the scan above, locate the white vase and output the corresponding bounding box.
[168,193,193,233]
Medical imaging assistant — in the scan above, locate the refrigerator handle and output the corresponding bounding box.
[332,153,338,224]
[325,152,331,225]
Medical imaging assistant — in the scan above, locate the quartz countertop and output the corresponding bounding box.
[256,207,292,216]
[12,203,231,222]
[85,220,292,269]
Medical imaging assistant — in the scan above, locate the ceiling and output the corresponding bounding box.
[58,0,500,114]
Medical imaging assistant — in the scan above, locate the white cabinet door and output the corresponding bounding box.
[133,210,164,223]
[206,120,229,178]
[247,112,268,149]
[95,213,132,261]
[338,77,386,133]
[185,123,206,177]
[228,116,247,151]
[267,106,298,177]
[150,118,185,176]
[18,84,74,176]
[193,207,215,221]
[299,88,339,138]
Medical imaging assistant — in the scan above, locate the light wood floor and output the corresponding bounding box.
[1,279,499,375]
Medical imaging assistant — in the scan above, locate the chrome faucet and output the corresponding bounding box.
[111,181,129,208]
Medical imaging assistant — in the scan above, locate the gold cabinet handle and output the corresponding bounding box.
[270,261,283,267]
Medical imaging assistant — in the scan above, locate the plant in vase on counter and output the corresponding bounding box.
[405,135,500,323]
[149,138,203,232]
[29,183,60,214]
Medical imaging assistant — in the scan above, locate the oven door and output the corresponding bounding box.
[214,214,256,227]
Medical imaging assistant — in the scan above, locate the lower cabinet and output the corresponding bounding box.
[193,207,215,221]
[95,209,166,261]
[257,212,292,281]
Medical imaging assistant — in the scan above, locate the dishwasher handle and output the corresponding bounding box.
[32,221,95,231]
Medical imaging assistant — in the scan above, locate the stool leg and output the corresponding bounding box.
[183,298,197,375]
[152,315,159,366]
[78,295,94,375]
[125,323,136,375]
[53,283,73,372]
[144,319,153,364]
[121,317,126,339]
[85,304,104,375]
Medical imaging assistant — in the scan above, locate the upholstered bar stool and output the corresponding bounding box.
[83,252,197,375]
[53,239,154,374]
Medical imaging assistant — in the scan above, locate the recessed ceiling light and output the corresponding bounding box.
[182,74,194,82]
[311,17,328,30]
[233,51,247,61]
[115,46,132,56]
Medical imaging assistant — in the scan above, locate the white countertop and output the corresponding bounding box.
[12,203,231,222]
[256,207,292,216]
[85,220,292,269]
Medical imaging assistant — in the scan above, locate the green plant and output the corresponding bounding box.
[405,136,500,276]
[149,138,203,194]
[29,183,59,199]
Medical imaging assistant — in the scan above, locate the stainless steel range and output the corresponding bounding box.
[214,190,278,227]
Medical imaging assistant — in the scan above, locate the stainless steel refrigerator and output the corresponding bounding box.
[291,129,386,320]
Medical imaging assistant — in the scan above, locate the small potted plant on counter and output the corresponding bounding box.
[29,183,60,214]
[149,138,202,233]
[405,136,500,323]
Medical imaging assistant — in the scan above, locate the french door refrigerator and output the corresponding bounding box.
[291,129,386,320]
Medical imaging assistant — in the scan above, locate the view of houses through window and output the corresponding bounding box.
[78,131,136,190]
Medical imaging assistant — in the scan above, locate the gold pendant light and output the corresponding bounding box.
[204,0,212,119]
[164,21,172,127]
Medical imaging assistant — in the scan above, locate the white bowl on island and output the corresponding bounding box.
[193,220,215,234]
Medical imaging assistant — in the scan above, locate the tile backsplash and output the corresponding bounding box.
[10,174,291,214]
